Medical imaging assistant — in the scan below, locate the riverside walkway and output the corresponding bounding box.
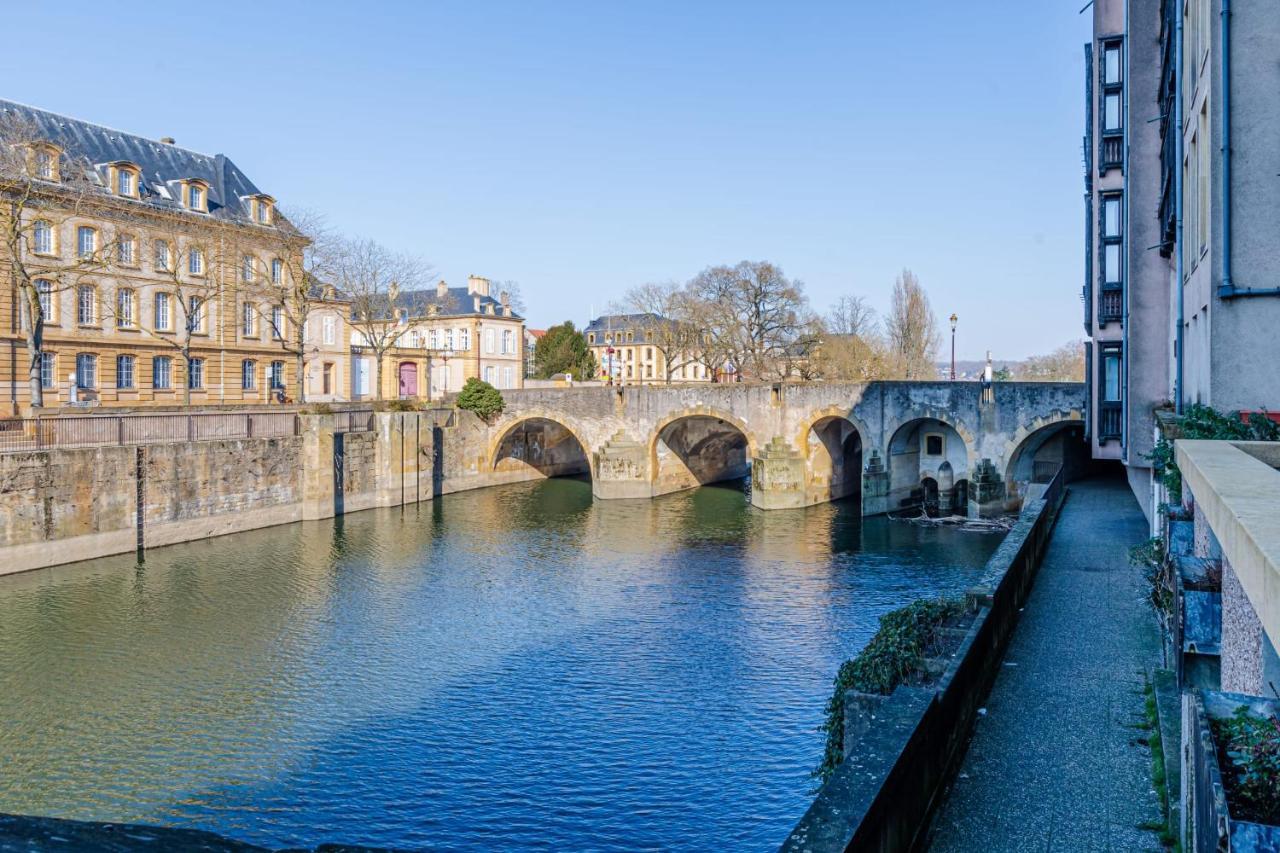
[928,473,1164,852]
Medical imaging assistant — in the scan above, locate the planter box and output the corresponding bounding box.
[1185,690,1280,851]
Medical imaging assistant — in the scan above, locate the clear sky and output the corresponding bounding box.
[1,1,1090,361]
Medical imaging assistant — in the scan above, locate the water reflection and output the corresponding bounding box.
[0,478,1001,851]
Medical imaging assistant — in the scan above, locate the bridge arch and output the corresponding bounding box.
[649,407,759,495]
[796,407,869,507]
[886,415,971,515]
[489,412,594,480]
[1002,411,1086,506]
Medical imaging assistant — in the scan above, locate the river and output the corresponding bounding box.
[0,478,1002,851]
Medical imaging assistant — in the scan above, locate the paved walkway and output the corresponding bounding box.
[928,474,1164,852]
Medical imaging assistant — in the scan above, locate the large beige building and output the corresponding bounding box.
[0,100,316,414]
[350,276,524,401]
[584,314,712,384]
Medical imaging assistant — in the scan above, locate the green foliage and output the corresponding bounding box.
[456,377,505,421]
[1213,707,1280,825]
[1148,405,1280,503]
[1140,679,1180,849]
[534,321,599,381]
[375,398,419,412]
[813,597,963,785]
[1130,538,1173,623]
[992,366,1013,382]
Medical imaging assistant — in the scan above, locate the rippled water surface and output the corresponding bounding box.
[0,478,1002,851]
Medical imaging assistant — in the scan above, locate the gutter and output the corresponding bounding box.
[1217,0,1280,298]
[1175,4,1185,412]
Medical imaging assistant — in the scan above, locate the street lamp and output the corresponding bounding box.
[949,314,958,381]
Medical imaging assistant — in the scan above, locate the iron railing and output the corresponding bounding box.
[0,409,374,454]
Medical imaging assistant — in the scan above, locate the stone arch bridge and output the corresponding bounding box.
[466,381,1084,516]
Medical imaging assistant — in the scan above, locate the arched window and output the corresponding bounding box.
[186,181,207,211]
[241,359,257,390]
[33,148,55,180]
[114,164,139,198]
[271,258,283,284]
[75,353,97,389]
[115,355,135,389]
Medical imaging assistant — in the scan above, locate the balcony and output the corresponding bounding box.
[1099,401,1122,440]
[1100,135,1123,173]
[1098,288,1122,325]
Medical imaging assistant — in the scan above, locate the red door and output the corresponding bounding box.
[398,362,418,397]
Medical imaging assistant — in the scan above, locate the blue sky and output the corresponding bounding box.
[2,1,1090,360]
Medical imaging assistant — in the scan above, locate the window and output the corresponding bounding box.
[241,359,256,390]
[1102,351,1121,402]
[269,361,285,389]
[154,240,171,271]
[503,329,514,354]
[116,168,135,197]
[1103,44,1121,86]
[445,328,455,350]
[154,292,171,331]
[152,356,172,389]
[187,357,204,390]
[270,258,283,284]
[39,352,55,389]
[187,183,205,211]
[77,285,95,325]
[485,328,496,353]
[188,246,204,275]
[484,365,495,383]
[34,148,54,180]
[588,333,596,344]
[645,346,653,360]
[117,234,136,265]
[323,316,336,346]
[1099,192,1124,323]
[925,434,944,456]
[256,199,272,224]
[408,329,421,348]
[322,362,333,395]
[1197,104,1209,253]
[115,355,135,389]
[36,279,53,321]
[188,296,204,332]
[428,329,439,349]
[116,288,134,327]
[270,306,284,339]
[32,220,52,254]
[1103,93,1122,133]
[242,254,255,282]
[242,303,257,337]
[75,353,96,389]
[77,226,96,258]
[502,366,514,388]
[457,328,469,351]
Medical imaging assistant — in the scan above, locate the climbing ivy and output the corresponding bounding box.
[813,597,964,786]
[1149,405,1280,503]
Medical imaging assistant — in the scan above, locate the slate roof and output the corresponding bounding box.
[0,99,273,226]
[583,313,671,343]
[353,286,523,322]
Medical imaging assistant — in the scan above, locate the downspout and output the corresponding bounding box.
[1121,25,1130,457]
[1175,3,1185,412]
[1218,0,1280,298]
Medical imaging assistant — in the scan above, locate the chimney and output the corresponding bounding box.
[473,295,481,313]
[436,279,448,298]
[500,291,511,317]
[160,137,176,145]
[467,275,490,298]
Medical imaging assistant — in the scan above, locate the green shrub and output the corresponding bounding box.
[813,597,964,785]
[456,377,505,422]
[1213,707,1280,825]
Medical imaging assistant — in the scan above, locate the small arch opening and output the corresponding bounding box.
[493,418,591,480]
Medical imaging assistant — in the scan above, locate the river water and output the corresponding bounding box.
[0,478,1002,851]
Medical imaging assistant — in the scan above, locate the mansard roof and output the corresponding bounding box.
[349,286,523,322]
[584,313,674,342]
[0,99,275,227]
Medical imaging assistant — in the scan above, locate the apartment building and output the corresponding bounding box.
[350,275,524,400]
[584,314,712,384]
[0,100,311,414]
[1083,0,1280,523]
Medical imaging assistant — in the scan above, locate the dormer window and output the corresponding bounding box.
[250,195,274,225]
[184,180,208,212]
[29,143,60,181]
[113,163,140,198]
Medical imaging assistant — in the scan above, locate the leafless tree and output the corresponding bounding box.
[1018,340,1086,382]
[489,279,526,315]
[336,236,433,400]
[617,280,707,383]
[884,269,941,380]
[809,295,890,382]
[685,261,811,381]
[0,112,116,407]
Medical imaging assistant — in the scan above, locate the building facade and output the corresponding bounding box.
[350,275,524,401]
[1083,0,1280,524]
[584,314,712,384]
[0,100,313,414]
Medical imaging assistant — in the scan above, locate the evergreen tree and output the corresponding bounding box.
[534,322,599,380]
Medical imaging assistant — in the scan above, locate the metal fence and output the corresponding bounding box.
[0,409,374,454]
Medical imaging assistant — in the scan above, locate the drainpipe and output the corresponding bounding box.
[1121,28,1130,457]
[1218,0,1280,298]
[1175,3,1185,413]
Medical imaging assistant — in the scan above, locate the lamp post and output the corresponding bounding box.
[949,313,958,381]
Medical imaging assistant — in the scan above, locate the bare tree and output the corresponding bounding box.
[489,279,526,315]
[101,223,230,405]
[685,261,811,381]
[617,280,706,383]
[810,295,890,381]
[337,237,433,400]
[0,112,115,407]
[1018,340,1086,382]
[884,269,941,380]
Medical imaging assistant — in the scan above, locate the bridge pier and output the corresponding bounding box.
[592,433,652,500]
[751,437,807,510]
